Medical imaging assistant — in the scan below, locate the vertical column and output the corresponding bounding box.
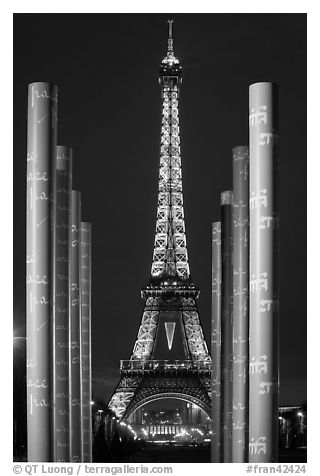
[26,82,58,461]
[249,82,279,462]
[232,146,249,462]
[69,191,82,462]
[220,190,233,462]
[80,222,92,462]
[54,146,72,461]
[211,221,221,462]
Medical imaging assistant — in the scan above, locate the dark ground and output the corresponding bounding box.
[117,444,307,463]
[279,448,307,463]
[121,444,211,463]
[14,445,307,463]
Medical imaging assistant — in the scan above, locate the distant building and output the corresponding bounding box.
[279,405,307,449]
[127,402,211,442]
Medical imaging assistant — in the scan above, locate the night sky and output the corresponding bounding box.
[13,13,306,406]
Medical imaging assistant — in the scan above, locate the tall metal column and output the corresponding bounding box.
[248,82,279,462]
[26,82,58,461]
[220,190,233,462]
[211,221,221,462]
[232,146,249,462]
[54,146,72,461]
[69,190,82,462]
[80,222,92,462]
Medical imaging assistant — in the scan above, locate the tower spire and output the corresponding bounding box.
[161,19,180,66]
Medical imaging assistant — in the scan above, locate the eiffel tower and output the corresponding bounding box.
[108,20,212,421]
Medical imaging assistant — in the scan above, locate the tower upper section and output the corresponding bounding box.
[159,19,183,85]
[150,20,190,283]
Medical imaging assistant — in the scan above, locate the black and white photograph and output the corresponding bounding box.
[9,6,309,470]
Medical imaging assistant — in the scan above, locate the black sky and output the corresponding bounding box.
[13,13,307,406]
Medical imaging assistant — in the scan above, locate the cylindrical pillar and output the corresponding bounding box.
[220,190,233,462]
[26,82,58,461]
[80,222,92,462]
[54,146,72,461]
[69,191,82,462]
[232,146,249,462]
[249,82,279,462]
[211,221,221,462]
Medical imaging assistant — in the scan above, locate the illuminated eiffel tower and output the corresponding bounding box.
[108,20,211,420]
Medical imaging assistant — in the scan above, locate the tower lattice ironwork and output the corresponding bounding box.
[108,20,212,420]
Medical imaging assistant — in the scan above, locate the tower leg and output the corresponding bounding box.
[232,146,249,462]
[26,82,58,461]
[248,82,279,463]
[211,221,221,462]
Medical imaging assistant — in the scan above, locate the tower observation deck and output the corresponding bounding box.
[108,20,211,420]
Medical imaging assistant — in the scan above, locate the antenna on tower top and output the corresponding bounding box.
[168,19,173,39]
[167,19,174,55]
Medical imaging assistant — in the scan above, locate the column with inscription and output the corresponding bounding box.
[69,190,82,462]
[54,146,72,461]
[211,221,221,462]
[232,146,249,462]
[248,82,279,462]
[221,191,233,462]
[80,222,92,462]
[26,82,58,461]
